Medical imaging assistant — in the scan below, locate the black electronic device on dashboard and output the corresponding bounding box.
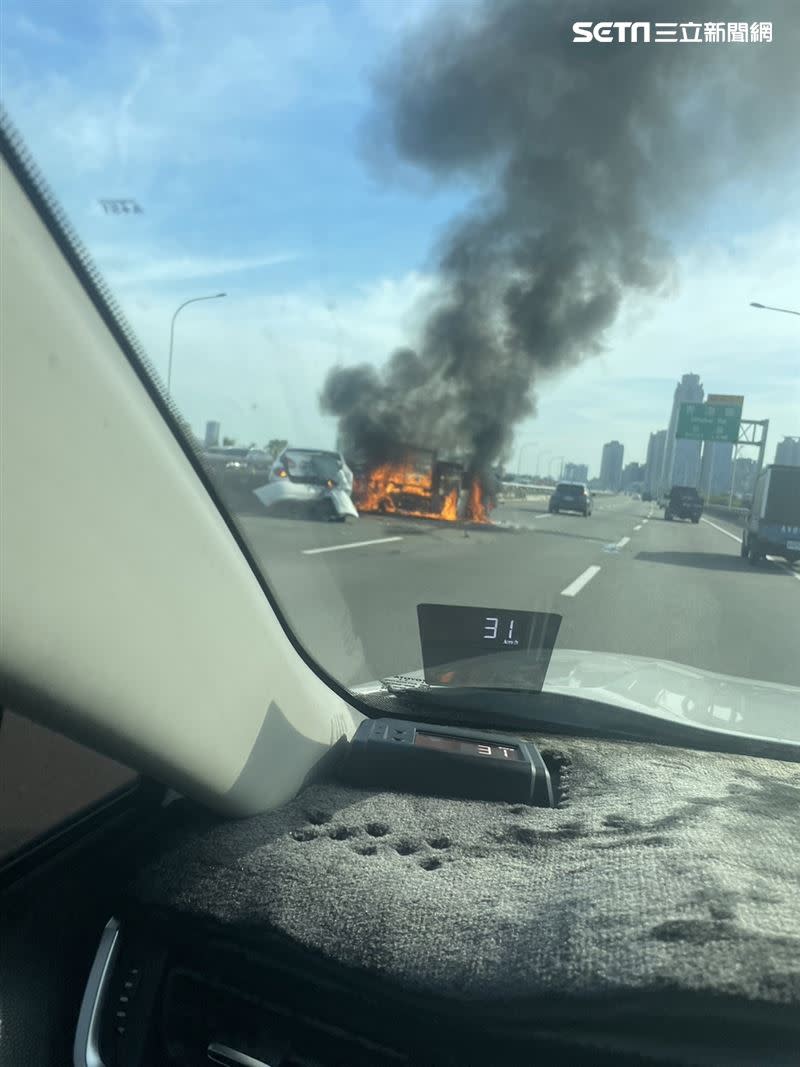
[340,718,554,807]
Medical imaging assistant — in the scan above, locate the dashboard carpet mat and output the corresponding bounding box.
[127,735,800,1011]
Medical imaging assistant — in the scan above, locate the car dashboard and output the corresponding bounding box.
[71,729,800,1067]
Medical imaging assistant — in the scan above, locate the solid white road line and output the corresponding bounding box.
[561,565,602,597]
[634,524,642,531]
[616,536,631,548]
[303,536,403,555]
[700,517,741,543]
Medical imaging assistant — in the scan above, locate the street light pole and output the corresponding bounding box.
[167,292,226,396]
[549,455,565,480]
[516,440,538,477]
[750,301,800,317]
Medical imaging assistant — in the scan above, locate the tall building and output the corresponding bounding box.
[733,457,758,498]
[622,462,645,491]
[204,420,221,447]
[563,462,588,483]
[644,430,667,496]
[775,436,800,466]
[699,440,734,499]
[599,441,624,491]
[660,373,704,491]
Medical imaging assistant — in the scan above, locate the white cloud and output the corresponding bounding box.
[112,269,438,447]
[519,221,800,472]
[4,0,352,177]
[97,249,298,287]
[4,0,797,470]
[104,219,799,469]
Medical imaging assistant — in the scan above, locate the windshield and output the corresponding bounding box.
[283,450,342,485]
[4,1,799,746]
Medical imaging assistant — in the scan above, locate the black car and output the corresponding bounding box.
[664,485,703,523]
[549,481,592,516]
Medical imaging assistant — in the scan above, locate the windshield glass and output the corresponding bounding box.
[284,450,342,484]
[4,1,799,745]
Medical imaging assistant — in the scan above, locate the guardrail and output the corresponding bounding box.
[499,486,551,500]
[499,485,620,501]
[501,482,554,493]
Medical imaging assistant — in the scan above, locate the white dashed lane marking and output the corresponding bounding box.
[303,536,403,555]
[561,565,602,598]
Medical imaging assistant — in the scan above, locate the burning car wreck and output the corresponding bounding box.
[347,445,496,524]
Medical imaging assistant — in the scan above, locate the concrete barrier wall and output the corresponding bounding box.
[703,505,748,526]
[499,490,550,502]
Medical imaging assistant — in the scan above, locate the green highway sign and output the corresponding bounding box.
[676,398,743,443]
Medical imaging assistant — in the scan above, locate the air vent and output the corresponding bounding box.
[162,968,408,1067]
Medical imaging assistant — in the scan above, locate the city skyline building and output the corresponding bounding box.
[644,430,667,497]
[699,440,734,498]
[563,462,589,483]
[599,440,625,491]
[660,373,704,491]
[775,436,800,466]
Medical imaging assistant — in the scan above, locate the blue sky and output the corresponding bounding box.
[3,0,798,473]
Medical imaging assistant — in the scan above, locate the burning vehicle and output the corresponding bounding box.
[349,445,494,523]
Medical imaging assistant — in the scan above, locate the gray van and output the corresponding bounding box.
[741,464,800,565]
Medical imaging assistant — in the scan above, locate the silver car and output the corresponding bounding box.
[253,448,358,520]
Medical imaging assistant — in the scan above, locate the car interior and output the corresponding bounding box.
[2,46,800,1067]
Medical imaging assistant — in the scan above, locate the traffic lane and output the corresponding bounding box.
[556,505,800,688]
[490,494,654,561]
[236,494,799,691]
[231,496,645,565]
[226,487,647,557]
[496,493,645,526]
[236,499,654,686]
[236,513,511,685]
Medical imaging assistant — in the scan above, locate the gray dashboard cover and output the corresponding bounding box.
[128,735,800,1016]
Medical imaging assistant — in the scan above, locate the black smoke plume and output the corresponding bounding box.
[321,0,799,474]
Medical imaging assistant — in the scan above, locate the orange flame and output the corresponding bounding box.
[467,479,489,523]
[354,461,491,523]
[440,489,459,521]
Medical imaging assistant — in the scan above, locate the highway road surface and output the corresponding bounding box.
[232,495,800,692]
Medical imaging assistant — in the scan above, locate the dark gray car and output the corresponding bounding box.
[549,482,592,516]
